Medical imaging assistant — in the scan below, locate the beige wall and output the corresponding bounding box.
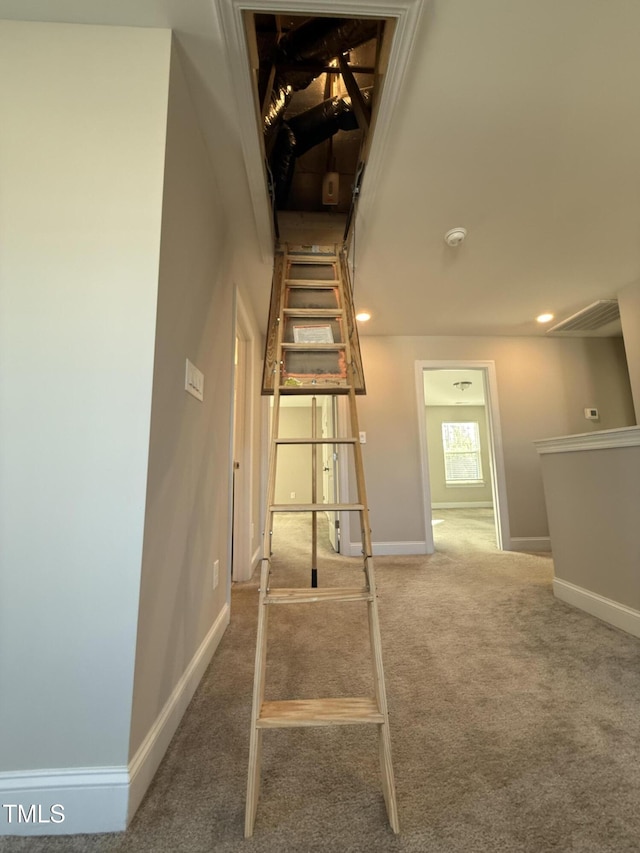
[130,43,234,758]
[352,335,634,548]
[274,405,323,504]
[0,22,171,773]
[425,405,493,505]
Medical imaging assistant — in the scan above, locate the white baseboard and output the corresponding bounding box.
[431,502,493,509]
[553,578,640,639]
[509,536,552,552]
[0,767,129,835]
[347,541,429,557]
[0,603,230,837]
[128,602,230,820]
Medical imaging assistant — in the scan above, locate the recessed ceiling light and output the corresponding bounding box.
[356,312,371,322]
[536,313,554,323]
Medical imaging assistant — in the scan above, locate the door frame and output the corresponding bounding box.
[414,360,511,552]
[321,395,340,552]
[232,290,259,582]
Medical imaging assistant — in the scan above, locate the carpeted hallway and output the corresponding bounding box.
[5,514,640,852]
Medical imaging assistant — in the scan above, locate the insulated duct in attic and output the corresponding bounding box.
[271,89,372,207]
[263,17,378,143]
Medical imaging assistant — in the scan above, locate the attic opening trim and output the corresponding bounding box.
[215,0,428,260]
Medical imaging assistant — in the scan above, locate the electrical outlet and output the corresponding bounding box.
[290,491,296,499]
[213,559,219,590]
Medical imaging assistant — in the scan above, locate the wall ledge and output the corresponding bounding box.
[535,425,640,454]
[554,578,640,639]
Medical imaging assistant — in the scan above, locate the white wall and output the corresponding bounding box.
[351,335,634,551]
[0,20,170,769]
[127,42,234,811]
[0,21,171,834]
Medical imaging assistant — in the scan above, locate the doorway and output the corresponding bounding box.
[232,295,258,583]
[415,360,511,553]
[321,395,340,552]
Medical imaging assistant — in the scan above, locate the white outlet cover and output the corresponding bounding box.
[185,359,204,401]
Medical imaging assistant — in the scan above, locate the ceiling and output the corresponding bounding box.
[3,0,640,339]
[423,369,486,407]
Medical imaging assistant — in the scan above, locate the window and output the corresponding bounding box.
[441,422,483,485]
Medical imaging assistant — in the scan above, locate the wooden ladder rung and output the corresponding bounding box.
[275,437,357,445]
[286,256,338,264]
[278,385,352,394]
[283,308,345,317]
[281,342,344,351]
[257,698,383,728]
[285,279,338,287]
[265,587,372,604]
[270,502,365,513]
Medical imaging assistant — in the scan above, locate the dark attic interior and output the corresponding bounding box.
[244,13,391,245]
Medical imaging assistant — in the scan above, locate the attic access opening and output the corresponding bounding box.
[244,12,392,243]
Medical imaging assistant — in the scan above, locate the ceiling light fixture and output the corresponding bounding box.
[453,381,472,392]
[355,312,371,322]
[536,313,554,323]
[444,227,467,247]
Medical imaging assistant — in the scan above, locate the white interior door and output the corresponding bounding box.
[321,396,339,552]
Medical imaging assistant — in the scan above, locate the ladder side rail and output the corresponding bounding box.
[335,260,370,559]
[311,396,318,588]
[345,364,400,834]
[339,247,400,833]
[246,250,289,839]
[345,363,400,832]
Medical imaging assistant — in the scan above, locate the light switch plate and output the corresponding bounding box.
[185,359,204,401]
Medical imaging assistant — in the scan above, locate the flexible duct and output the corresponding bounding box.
[288,89,371,157]
[271,89,371,206]
[263,17,378,143]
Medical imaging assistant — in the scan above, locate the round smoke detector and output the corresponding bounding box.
[444,227,467,247]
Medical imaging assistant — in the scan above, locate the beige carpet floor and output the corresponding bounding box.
[5,512,640,852]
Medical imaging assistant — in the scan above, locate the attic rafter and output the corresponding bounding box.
[275,62,375,75]
[338,53,371,133]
